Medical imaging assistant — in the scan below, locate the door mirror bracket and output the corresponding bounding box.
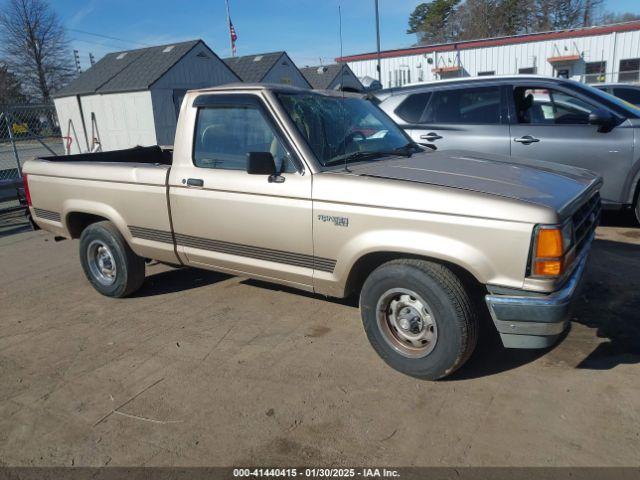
[246,152,286,183]
[588,108,616,132]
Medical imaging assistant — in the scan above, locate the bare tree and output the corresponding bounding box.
[0,0,74,103]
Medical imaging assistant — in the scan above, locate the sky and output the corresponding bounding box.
[53,0,640,70]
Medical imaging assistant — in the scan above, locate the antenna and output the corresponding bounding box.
[339,4,350,173]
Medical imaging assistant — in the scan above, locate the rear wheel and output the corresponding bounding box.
[360,259,478,380]
[79,221,145,297]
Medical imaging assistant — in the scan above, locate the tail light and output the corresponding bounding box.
[22,173,32,206]
[531,223,574,277]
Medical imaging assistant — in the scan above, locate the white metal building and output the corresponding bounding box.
[53,40,240,154]
[338,21,640,89]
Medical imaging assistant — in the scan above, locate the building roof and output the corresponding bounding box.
[223,51,286,82]
[337,20,640,63]
[300,64,346,89]
[54,40,227,98]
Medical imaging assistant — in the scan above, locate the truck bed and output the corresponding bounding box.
[39,145,172,165]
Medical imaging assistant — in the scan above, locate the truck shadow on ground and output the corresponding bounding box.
[133,267,231,297]
[451,234,640,380]
[571,238,640,370]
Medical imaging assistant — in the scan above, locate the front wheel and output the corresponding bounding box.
[79,221,145,298]
[360,259,478,380]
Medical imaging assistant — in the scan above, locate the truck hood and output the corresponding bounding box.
[346,149,601,217]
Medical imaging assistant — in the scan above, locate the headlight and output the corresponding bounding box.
[531,222,574,277]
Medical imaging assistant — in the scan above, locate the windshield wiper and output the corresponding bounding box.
[324,151,382,167]
[324,143,419,169]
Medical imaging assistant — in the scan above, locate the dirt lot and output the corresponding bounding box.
[0,212,638,467]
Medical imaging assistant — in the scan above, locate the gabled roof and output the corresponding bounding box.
[300,64,344,89]
[54,40,229,98]
[223,51,286,82]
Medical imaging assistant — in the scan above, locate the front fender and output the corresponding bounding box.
[314,222,532,298]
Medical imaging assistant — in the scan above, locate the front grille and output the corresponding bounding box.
[572,192,601,254]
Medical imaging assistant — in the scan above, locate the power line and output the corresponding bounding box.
[66,28,151,47]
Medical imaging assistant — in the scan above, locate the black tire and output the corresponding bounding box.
[79,221,145,298]
[360,259,478,380]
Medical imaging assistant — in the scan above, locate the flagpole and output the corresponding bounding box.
[225,0,234,56]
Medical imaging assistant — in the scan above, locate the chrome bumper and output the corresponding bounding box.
[485,241,591,349]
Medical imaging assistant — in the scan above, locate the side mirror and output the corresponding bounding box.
[588,108,615,130]
[246,151,276,175]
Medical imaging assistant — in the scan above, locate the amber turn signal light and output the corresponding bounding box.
[533,259,563,276]
[535,228,563,258]
[532,226,572,278]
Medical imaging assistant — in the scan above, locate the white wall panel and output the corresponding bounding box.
[347,29,640,88]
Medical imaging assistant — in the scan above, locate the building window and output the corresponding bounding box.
[619,58,640,83]
[585,61,606,84]
[477,71,495,76]
[518,67,536,74]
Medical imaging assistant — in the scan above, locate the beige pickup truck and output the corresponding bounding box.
[22,84,601,379]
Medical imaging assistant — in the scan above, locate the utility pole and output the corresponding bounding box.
[89,53,95,66]
[73,50,82,74]
[374,0,381,83]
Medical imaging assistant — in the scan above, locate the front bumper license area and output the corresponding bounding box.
[485,241,591,349]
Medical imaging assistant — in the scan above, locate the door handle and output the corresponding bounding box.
[186,178,204,187]
[513,135,540,144]
[420,132,443,142]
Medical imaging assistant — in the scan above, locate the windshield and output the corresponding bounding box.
[277,92,418,168]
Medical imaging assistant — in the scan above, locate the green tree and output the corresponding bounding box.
[407,0,462,44]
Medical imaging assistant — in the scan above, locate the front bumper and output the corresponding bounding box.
[485,239,591,349]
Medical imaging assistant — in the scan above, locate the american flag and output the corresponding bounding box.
[229,19,237,55]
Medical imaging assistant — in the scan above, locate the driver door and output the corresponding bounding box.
[508,84,633,203]
[168,94,314,289]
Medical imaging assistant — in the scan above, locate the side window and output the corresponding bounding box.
[422,86,501,124]
[614,88,640,106]
[394,92,432,123]
[193,106,295,172]
[514,87,598,125]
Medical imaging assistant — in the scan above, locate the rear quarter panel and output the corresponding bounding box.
[23,159,177,263]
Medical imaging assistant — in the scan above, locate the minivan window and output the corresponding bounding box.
[514,87,598,125]
[422,86,501,124]
[394,92,432,123]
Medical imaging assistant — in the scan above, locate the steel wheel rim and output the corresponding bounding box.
[376,288,438,358]
[87,240,117,286]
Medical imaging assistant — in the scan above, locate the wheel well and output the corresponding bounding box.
[66,212,109,238]
[344,251,484,299]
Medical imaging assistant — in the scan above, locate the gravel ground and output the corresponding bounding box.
[0,213,638,467]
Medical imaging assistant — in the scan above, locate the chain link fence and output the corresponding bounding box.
[0,104,64,214]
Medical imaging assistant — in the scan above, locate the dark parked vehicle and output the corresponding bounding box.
[375,75,640,221]
[593,83,640,107]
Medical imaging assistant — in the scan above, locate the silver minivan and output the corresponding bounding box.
[375,75,640,221]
